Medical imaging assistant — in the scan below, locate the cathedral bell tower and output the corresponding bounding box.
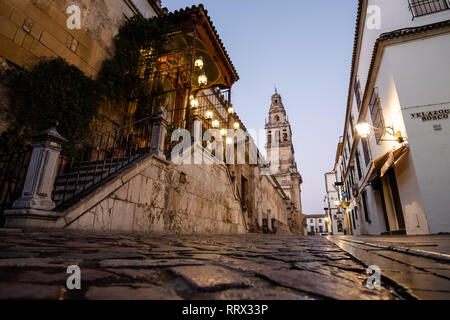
[265,89,296,174]
[265,89,303,232]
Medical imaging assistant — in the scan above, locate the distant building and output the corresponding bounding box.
[305,214,329,236]
[324,170,345,235]
[329,0,450,235]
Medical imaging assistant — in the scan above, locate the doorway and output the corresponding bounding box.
[380,168,406,235]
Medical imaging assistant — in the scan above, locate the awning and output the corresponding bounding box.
[362,145,409,186]
[380,145,409,178]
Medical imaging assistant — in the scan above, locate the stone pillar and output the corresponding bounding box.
[150,111,168,159]
[267,209,272,233]
[5,121,67,228]
[257,206,263,229]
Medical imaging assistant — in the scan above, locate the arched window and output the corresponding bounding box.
[274,115,280,123]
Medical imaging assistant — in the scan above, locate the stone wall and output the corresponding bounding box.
[0,0,161,138]
[62,155,247,234]
[252,167,290,233]
[0,0,159,76]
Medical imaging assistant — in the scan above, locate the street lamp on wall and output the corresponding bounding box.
[356,121,406,144]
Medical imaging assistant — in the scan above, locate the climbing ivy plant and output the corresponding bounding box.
[2,16,170,153]
[97,16,167,104]
[2,58,99,152]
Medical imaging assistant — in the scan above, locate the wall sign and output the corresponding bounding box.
[411,108,449,122]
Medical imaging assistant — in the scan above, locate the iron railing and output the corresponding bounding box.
[53,116,153,210]
[0,147,32,226]
[409,0,449,18]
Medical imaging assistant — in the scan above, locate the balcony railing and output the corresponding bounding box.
[408,0,450,19]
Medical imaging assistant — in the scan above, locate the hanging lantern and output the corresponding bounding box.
[233,122,240,130]
[226,137,233,145]
[227,106,234,114]
[198,73,208,86]
[205,110,213,120]
[194,56,204,69]
[190,98,199,109]
[212,120,220,128]
[220,128,227,137]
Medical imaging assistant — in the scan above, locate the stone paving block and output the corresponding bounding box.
[211,288,317,300]
[85,285,182,300]
[105,269,170,285]
[0,282,63,299]
[0,258,76,268]
[256,268,394,300]
[100,259,205,268]
[170,265,250,290]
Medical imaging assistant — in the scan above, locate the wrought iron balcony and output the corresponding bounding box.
[408,0,449,19]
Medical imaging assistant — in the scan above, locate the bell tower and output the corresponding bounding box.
[265,89,296,173]
[265,89,303,232]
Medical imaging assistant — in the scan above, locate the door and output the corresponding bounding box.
[387,168,406,231]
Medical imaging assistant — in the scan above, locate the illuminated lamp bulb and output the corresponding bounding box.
[194,57,204,69]
[198,74,208,86]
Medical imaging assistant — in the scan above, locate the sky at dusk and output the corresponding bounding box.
[165,0,359,214]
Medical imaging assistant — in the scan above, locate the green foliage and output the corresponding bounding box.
[2,58,98,151]
[97,16,166,103]
[2,16,168,153]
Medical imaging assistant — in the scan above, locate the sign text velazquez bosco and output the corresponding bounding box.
[411,108,449,122]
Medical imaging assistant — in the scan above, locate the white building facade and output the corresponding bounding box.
[305,215,330,236]
[332,0,450,235]
[324,170,345,235]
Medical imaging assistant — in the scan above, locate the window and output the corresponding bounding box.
[361,137,371,166]
[352,210,356,229]
[355,151,362,179]
[319,219,322,223]
[362,191,371,223]
[319,226,323,233]
[274,115,280,122]
[354,78,362,111]
[349,116,355,139]
[369,89,385,144]
[408,0,449,18]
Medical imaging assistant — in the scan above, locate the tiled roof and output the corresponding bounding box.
[164,4,239,83]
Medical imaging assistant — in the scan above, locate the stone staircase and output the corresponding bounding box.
[52,153,146,210]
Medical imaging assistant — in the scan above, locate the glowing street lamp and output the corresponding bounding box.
[356,122,371,138]
[226,137,233,145]
[227,106,234,115]
[233,122,240,130]
[212,120,220,128]
[220,128,227,137]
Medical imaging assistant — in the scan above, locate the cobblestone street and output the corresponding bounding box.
[0,229,430,300]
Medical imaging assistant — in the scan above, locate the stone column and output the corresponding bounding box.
[5,121,67,228]
[150,111,168,159]
[257,206,263,229]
